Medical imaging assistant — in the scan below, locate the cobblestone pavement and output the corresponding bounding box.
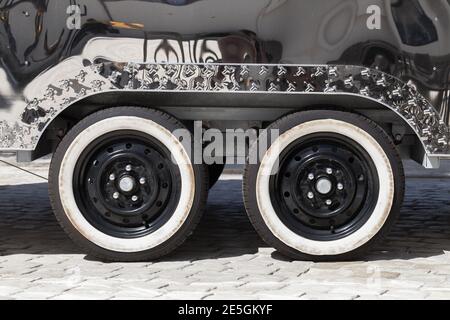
[1,158,450,300]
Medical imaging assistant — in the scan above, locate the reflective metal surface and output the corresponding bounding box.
[3,61,447,154]
[0,0,449,155]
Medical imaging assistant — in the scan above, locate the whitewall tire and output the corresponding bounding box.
[49,107,208,261]
[243,110,404,261]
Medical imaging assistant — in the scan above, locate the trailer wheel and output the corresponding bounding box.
[49,107,208,261]
[243,110,404,261]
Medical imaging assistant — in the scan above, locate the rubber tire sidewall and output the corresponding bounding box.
[49,107,208,261]
[243,110,404,261]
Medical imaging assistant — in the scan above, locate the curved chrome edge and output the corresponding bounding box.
[0,61,448,156]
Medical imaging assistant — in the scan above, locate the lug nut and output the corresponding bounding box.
[113,192,119,199]
[126,165,132,172]
[326,168,333,175]
[109,174,115,181]
[132,195,138,202]
[308,173,315,180]
[326,199,332,206]
[307,192,314,199]
[139,177,146,185]
[337,183,344,190]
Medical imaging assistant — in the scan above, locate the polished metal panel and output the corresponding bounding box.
[0,0,449,156]
[2,61,447,154]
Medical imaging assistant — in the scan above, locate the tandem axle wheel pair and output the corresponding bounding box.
[48,107,403,261]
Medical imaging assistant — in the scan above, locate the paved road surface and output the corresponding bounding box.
[1,158,450,299]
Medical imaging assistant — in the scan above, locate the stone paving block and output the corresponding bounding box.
[202,291,262,300]
[110,290,162,300]
[50,285,117,300]
[424,291,450,299]
[0,283,32,296]
[300,292,358,300]
[161,282,218,293]
[156,291,211,300]
[327,286,385,296]
[379,289,428,300]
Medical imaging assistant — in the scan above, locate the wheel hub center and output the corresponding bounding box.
[315,177,332,195]
[118,175,135,193]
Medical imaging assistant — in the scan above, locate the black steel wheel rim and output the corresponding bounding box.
[269,133,379,241]
[73,130,182,239]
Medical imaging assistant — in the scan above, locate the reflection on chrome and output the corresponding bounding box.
[0,0,449,159]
